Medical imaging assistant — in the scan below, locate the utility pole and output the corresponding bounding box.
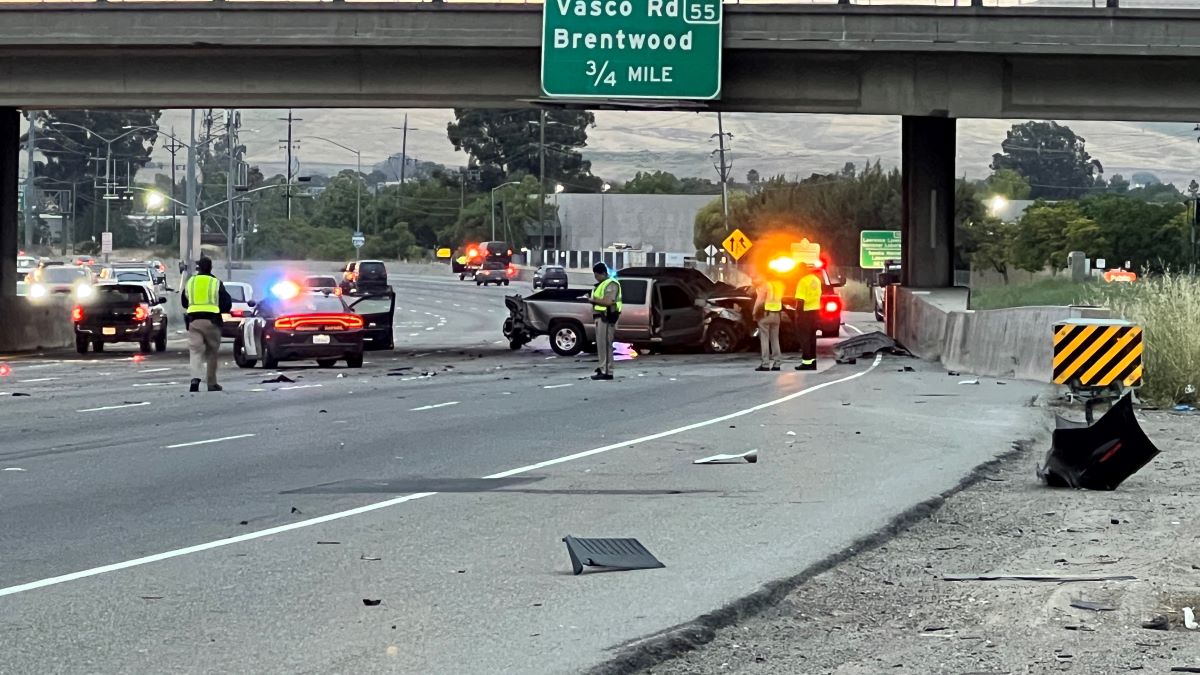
[399,114,410,184]
[279,110,301,220]
[225,108,238,278]
[23,111,36,252]
[185,109,198,277]
[538,109,547,263]
[164,127,184,248]
[711,112,733,234]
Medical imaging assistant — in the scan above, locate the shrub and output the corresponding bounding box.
[838,279,872,313]
[1096,272,1200,404]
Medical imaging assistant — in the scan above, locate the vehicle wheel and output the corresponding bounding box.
[316,358,337,368]
[822,326,841,338]
[262,345,279,370]
[75,335,89,355]
[459,273,465,281]
[92,340,104,353]
[704,320,739,354]
[233,338,257,369]
[874,307,884,322]
[154,327,168,353]
[549,321,585,357]
[139,339,152,354]
[476,280,482,286]
[345,353,364,368]
[532,281,540,289]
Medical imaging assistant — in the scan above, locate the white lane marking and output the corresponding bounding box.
[17,377,58,383]
[249,388,266,392]
[132,382,178,388]
[140,367,171,374]
[77,402,150,413]
[0,355,881,598]
[412,352,430,358]
[408,333,420,337]
[425,327,436,331]
[410,401,459,411]
[279,384,323,391]
[453,304,461,308]
[846,324,864,335]
[543,383,573,389]
[165,433,256,449]
[3,467,26,472]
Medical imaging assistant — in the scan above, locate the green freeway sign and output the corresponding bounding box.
[859,230,902,269]
[542,0,722,100]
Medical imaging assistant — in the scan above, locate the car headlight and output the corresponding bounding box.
[29,284,47,298]
[75,284,94,299]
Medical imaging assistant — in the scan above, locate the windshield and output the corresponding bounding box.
[262,294,346,316]
[43,267,86,283]
[226,285,248,302]
[304,276,337,288]
[93,285,149,305]
[115,271,150,283]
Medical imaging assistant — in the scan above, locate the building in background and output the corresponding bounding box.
[554,194,712,254]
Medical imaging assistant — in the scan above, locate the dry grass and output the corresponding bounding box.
[1097,272,1200,404]
[838,279,872,313]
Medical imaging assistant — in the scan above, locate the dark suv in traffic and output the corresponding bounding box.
[72,282,169,354]
[339,260,389,296]
[532,265,568,289]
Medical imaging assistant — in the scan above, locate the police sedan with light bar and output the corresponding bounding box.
[233,281,394,369]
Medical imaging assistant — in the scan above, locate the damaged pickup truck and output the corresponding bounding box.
[503,267,756,356]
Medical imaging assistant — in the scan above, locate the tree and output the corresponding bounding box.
[991,122,1099,199]
[312,171,369,232]
[1188,179,1199,198]
[447,110,599,191]
[25,109,161,244]
[449,175,553,247]
[1078,193,1187,270]
[622,170,682,194]
[375,178,463,248]
[960,216,1015,283]
[985,168,1032,200]
[1010,201,1095,272]
[1107,174,1130,193]
[746,169,761,186]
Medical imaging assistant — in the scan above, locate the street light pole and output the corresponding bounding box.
[490,181,521,241]
[600,183,610,254]
[23,111,36,253]
[539,109,546,263]
[185,109,198,277]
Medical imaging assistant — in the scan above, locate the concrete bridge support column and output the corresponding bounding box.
[0,107,17,299]
[900,115,956,289]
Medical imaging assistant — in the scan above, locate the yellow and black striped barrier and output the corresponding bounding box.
[1053,319,1143,389]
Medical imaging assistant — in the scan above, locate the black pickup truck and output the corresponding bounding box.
[72,282,169,354]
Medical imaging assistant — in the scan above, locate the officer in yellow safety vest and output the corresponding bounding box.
[792,265,822,371]
[752,272,784,372]
[589,262,622,381]
[181,256,233,393]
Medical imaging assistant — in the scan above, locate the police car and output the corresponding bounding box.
[233,281,394,369]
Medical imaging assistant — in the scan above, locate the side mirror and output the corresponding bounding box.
[832,274,846,288]
[156,296,168,305]
[247,300,257,307]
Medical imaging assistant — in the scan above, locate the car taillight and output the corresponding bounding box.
[71,306,84,322]
[275,313,363,331]
[506,266,516,276]
[821,297,841,315]
[230,309,245,318]
[132,304,149,322]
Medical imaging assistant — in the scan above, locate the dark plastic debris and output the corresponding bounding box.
[11,392,30,397]
[834,331,912,364]
[1071,600,1116,612]
[262,375,295,384]
[362,599,381,606]
[1143,615,1170,630]
[1038,394,1160,491]
[562,535,665,575]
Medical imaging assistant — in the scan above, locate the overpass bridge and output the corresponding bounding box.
[3,2,1200,316]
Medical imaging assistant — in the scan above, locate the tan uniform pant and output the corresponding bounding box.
[594,318,615,376]
[187,319,221,386]
[757,312,782,368]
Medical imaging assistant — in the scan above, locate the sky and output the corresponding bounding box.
[147,108,1200,188]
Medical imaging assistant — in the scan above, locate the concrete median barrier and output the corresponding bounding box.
[894,287,1109,382]
[0,297,75,352]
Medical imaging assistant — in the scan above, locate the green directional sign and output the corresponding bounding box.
[542,0,722,100]
[859,230,902,269]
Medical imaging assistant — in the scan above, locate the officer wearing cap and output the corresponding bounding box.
[589,262,622,381]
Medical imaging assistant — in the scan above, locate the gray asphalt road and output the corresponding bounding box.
[0,271,1048,675]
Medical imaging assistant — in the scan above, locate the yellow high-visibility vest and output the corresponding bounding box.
[591,278,623,313]
[764,281,784,312]
[794,272,822,311]
[185,275,220,314]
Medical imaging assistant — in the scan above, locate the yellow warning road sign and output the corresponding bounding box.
[1053,319,1144,388]
[722,229,753,261]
